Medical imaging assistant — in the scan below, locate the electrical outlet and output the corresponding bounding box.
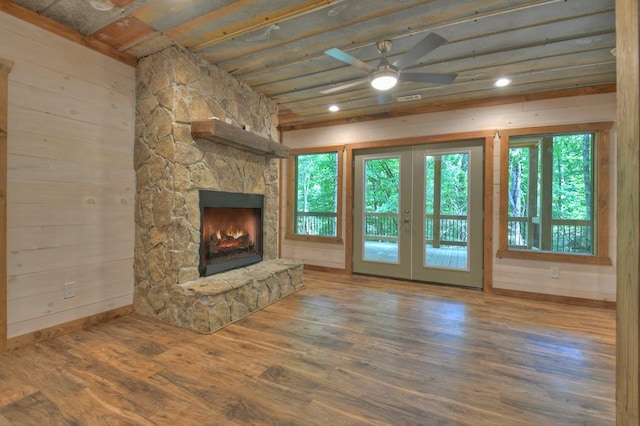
[63,282,75,299]
[550,267,560,279]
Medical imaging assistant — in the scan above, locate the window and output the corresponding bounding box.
[497,123,612,265]
[286,147,343,243]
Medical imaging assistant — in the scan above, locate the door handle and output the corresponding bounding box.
[403,216,410,223]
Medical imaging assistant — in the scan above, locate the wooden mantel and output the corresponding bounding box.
[191,119,289,159]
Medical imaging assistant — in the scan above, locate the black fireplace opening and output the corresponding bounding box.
[199,190,263,277]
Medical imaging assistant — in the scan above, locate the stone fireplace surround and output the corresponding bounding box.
[133,46,303,333]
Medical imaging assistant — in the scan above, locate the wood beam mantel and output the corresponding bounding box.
[191,119,289,159]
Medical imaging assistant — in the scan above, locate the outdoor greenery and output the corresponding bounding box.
[508,132,594,253]
[294,152,338,236]
[363,157,400,239]
[293,134,596,254]
[294,153,473,242]
[364,158,400,214]
[425,153,469,245]
[360,154,470,244]
[425,153,469,216]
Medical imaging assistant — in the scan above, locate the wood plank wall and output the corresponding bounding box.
[0,11,136,341]
[615,0,640,422]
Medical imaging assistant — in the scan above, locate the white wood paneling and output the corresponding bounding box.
[282,93,617,300]
[8,294,133,338]
[10,109,132,152]
[0,11,135,338]
[0,11,133,91]
[7,260,133,321]
[10,82,133,131]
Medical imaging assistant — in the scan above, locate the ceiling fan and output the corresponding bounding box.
[321,33,457,100]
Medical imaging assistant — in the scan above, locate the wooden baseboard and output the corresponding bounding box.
[5,305,134,351]
[303,264,350,275]
[490,288,616,309]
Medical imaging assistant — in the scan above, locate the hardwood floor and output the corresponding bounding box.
[0,271,615,425]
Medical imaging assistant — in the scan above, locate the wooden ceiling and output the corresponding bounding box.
[3,0,616,130]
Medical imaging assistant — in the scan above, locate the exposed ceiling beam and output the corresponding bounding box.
[167,0,335,52]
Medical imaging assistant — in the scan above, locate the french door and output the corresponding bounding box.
[353,141,484,288]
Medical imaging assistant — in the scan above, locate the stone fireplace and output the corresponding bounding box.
[133,46,303,333]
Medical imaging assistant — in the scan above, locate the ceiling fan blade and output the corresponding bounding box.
[392,33,448,70]
[320,78,369,94]
[400,72,457,84]
[325,48,374,72]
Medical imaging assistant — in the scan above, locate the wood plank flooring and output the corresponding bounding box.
[0,271,615,425]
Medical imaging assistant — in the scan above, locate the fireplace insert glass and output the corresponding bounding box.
[199,191,263,276]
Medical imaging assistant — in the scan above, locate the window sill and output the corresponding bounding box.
[496,249,612,266]
[285,233,343,245]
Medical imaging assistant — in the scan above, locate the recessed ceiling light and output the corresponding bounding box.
[328,105,340,112]
[89,0,115,11]
[493,78,511,88]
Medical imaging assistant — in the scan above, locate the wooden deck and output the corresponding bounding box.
[364,241,468,269]
[0,270,615,425]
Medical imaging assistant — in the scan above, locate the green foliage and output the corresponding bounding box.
[364,157,399,213]
[507,132,594,253]
[425,153,469,216]
[295,153,338,213]
[508,133,593,221]
[551,134,592,220]
[295,152,338,236]
[508,146,531,217]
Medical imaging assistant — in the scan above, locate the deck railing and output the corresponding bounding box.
[295,212,337,236]
[507,217,592,253]
[297,212,591,253]
[364,213,398,242]
[425,215,467,247]
[364,213,468,247]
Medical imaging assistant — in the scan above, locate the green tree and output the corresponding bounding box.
[296,153,337,213]
[508,132,594,252]
[364,158,399,213]
[295,153,338,235]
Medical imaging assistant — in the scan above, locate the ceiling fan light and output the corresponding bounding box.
[371,70,398,91]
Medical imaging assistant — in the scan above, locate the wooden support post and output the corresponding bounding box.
[540,137,554,251]
[433,155,442,248]
[616,0,640,422]
[0,58,14,353]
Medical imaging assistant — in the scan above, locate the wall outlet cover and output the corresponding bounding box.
[63,282,75,299]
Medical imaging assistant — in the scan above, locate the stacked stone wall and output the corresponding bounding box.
[133,46,283,327]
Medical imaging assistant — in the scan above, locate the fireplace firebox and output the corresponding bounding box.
[199,190,263,276]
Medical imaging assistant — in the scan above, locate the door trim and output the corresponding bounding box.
[344,131,494,291]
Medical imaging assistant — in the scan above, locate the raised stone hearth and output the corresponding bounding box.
[171,260,303,333]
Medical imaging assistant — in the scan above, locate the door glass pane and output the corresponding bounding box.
[363,157,400,263]
[424,153,469,270]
